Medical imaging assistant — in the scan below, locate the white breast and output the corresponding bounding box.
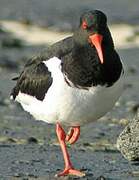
[15,57,124,126]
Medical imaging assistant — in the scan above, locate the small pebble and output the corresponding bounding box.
[131,104,139,114]
[27,137,38,144]
[7,138,16,143]
[131,171,139,176]
[119,118,129,126]
[13,173,23,177]
[128,66,137,74]
[96,176,106,180]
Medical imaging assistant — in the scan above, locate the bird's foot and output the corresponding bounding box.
[66,126,80,144]
[55,167,85,177]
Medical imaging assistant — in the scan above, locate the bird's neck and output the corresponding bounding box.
[102,27,114,50]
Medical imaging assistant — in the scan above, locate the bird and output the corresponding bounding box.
[10,10,124,177]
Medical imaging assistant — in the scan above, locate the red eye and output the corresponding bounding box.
[82,21,87,29]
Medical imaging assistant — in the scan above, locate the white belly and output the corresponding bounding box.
[15,57,124,126]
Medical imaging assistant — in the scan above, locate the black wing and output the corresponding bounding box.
[11,56,53,101]
[40,36,73,60]
[11,36,73,101]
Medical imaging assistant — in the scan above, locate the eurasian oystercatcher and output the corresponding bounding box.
[10,10,124,177]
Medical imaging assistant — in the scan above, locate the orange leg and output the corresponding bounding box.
[66,127,74,142]
[66,126,80,144]
[55,123,85,177]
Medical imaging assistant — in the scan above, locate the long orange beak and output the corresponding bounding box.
[89,34,104,64]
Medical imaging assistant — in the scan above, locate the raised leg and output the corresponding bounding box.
[55,123,85,177]
[66,126,80,144]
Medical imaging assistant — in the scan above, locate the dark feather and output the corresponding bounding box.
[11,36,73,101]
[11,57,53,101]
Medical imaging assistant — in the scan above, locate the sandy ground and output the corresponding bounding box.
[0,1,139,179]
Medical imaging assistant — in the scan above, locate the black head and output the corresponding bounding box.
[74,10,114,64]
[80,10,107,32]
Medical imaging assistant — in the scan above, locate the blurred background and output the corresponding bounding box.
[0,0,139,179]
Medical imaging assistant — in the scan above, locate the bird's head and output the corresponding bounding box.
[74,10,113,64]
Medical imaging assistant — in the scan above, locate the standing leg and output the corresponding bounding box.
[55,122,85,177]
